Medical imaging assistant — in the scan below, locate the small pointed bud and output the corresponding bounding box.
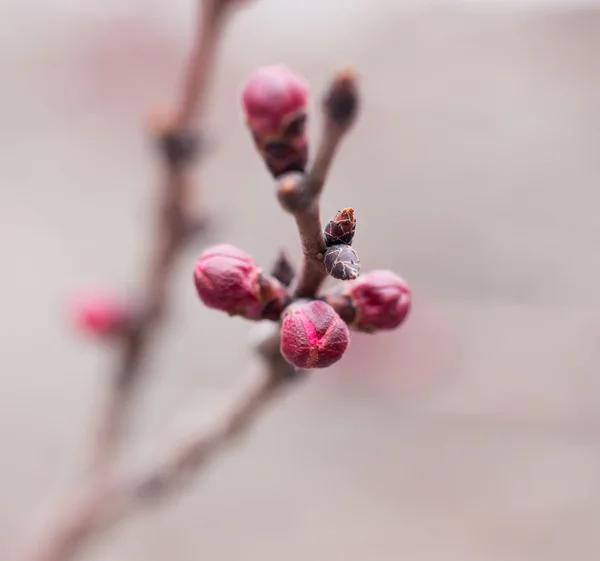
[323,244,360,280]
[242,274,290,321]
[323,67,359,128]
[348,270,411,332]
[72,291,129,338]
[194,244,263,314]
[324,207,356,247]
[271,250,296,287]
[241,65,310,177]
[280,300,349,369]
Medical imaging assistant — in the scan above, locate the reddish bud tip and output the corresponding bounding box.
[324,207,356,247]
[348,270,411,331]
[242,65,309,134]
[323,244,360,280]
[72,291,129,338]
[194,244,263,314]
[280,300,349,369]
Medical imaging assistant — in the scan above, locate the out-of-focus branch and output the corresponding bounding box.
[16,329,297,561]
[90,0,241,472]
[132,330,296,499]
[277,68,360,300]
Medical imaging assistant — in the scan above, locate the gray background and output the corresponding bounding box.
[1,1,600,560]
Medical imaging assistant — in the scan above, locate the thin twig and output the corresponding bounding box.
[133,331,295,500]
[291,202,327,299]
[17,330,295,561]
[90,0,235,472]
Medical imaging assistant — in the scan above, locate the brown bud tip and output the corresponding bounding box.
[348,269,411,332]
[271,251,296,287]
[276,171,312,213]
[280,300,349,369]
[241,65,309,136]
[193,244,263,314]
[323,67,359,127]
[324,207,356,247]
[242,274,290,321]
[323,244,361,280]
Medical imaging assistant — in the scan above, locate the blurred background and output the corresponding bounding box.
[2,0,600,559]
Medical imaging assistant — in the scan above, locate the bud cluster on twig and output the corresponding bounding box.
[193,64,411,370]
[24,5,414,561]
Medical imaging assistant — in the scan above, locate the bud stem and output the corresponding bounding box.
[305,68,359,199]
[293,203,328,298]
[290,69,360,299]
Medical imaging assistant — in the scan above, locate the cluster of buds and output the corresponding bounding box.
[192,64,411,370]
[72,64,410,368]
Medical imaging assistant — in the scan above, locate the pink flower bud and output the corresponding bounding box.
[280,300,349,369]
[72,291,128,337]
[348,270,411,332]
[241,65,309,136]
[242,65,310,177]
[194,244,263,314]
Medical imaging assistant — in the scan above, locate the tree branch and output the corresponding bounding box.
[276,68,360,300]
[17,329,299,561]
[89,0,237,472]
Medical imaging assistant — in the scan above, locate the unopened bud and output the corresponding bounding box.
[242,65,308,133]
[323,67,359,127]
[194,244,263,314]
[280,300,349,369]
[347,269,411,332]
[72,290,129,338]
[324,207,356,247]
[323,244,360,280]
[241,65,310,177]
[270,250,296,288]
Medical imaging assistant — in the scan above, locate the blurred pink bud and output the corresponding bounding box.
[72,291,128,337]
[349,270,411,331]
[280,300,349,369]
[241,65,309,135]
[194,244,263,314]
